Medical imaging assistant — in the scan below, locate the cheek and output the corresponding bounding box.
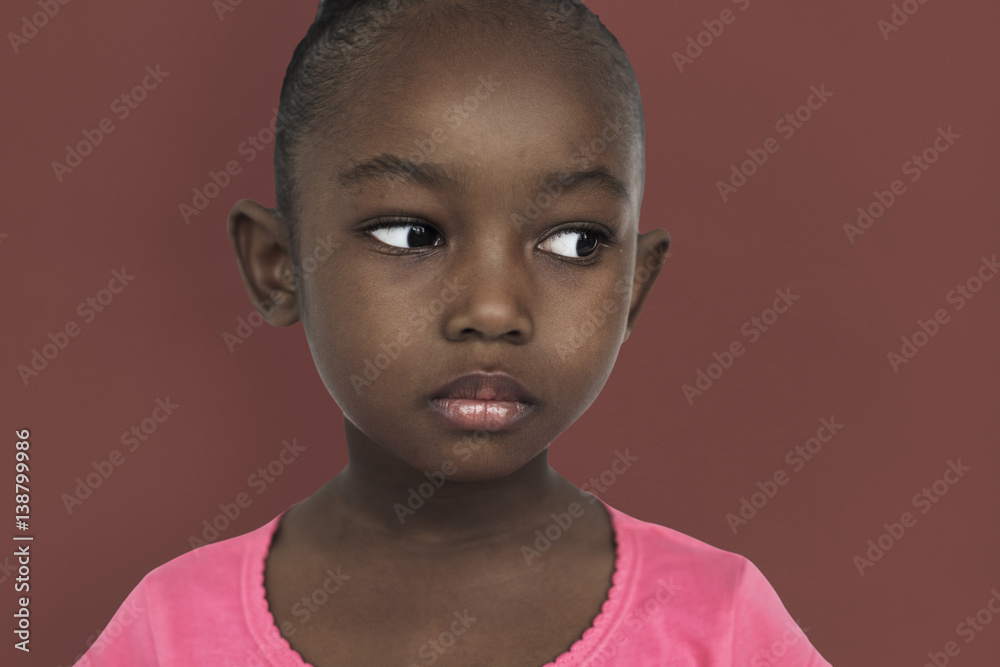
[544,274,630,397]
[301,266,436,404]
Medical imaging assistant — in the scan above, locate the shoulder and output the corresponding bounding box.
[606,499,782,604]
[141,511,282,598]
[605,500,751,588]
[77,511,286,666]
[602,500,831,664]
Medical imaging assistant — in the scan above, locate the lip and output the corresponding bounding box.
[428,371,537,431]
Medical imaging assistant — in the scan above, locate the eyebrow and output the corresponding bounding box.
[338,153,460,191]
[549,166,631,204]
[337,153,631,203]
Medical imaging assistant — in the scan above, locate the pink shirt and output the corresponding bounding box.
[77,498,831,666]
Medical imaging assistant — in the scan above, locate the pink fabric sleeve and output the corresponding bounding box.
[729,559,832,666]
[75,579,158,666]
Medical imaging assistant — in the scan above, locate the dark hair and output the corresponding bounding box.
[274,0,644,264]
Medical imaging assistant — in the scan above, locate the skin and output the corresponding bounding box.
[227,16,670,666]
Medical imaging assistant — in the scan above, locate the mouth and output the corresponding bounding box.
[428,371,537,431]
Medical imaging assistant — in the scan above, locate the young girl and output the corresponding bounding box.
[79,0,831,664]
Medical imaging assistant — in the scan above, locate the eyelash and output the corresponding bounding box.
[363,217,443,256]
[362,217,617,263]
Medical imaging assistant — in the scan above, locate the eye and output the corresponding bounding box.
[539,227,609,260]
[367,220,443,250]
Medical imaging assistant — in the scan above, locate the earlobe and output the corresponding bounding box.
[623,228,670,342]
[226,199,300,327]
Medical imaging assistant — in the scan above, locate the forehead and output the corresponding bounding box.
[297,23,642,212]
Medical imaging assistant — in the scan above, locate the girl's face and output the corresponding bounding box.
[281,35,660,482]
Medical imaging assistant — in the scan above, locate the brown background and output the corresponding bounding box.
[2,0,998,665]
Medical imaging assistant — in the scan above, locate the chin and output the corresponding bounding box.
[407,430,547,480]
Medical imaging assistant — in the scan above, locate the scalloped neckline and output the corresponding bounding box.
[244,497,633,666]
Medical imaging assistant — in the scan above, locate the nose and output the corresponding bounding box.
[441,240,534,343]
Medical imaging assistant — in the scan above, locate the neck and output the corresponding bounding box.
[311,417,585,552]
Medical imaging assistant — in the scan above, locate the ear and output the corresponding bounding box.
[226,199,300,326]
[624,228,670,342]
